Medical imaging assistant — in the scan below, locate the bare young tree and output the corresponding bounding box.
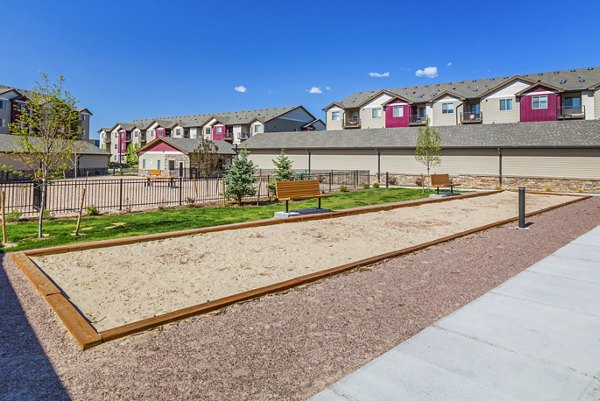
[415,119,442,187]
[191,139,221,177]
[8,73,83,238]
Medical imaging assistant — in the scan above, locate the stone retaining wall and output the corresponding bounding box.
[370,173,600,193]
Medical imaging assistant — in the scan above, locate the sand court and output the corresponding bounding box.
[30,191,574,332]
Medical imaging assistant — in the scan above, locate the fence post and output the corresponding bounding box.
[179,177,183,205]
[329,170,332,192]
[1,191,7,245]
[119,179,123,211]
[221,177,226,207]
[386,172,389,188]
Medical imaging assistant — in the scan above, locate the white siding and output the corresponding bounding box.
[581,91,595,120]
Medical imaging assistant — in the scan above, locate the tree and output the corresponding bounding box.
[125,143,140,166]
[190,140,221,177]
[8,73,83,238]
[415,119,442,187]
[269,149,294,192]
[225,148,256,205]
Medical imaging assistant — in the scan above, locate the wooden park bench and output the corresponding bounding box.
[430,174,460,194]
[144,169,176,187]
[275,180,329,213]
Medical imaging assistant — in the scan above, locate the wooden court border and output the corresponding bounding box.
[11,190,589,350]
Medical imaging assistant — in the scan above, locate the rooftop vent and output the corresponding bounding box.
[588,67,594,70]
[554,71,560,74]
[473,89,479,92]
[523,74,528,77]
[579,78,586,83]
[503,76,509,79]
[571,69,576,72]
[490,78,495,80]
[560,79,567,84]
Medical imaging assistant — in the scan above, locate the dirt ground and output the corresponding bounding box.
[31,191,569,331]
[1,196,599,401]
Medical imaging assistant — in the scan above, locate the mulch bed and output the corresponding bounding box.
[1,196,599,401]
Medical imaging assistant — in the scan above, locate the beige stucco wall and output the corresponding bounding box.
[359,94,391,129]
[480,80,531,125]
[311,149,379,171]
[326,107,343,131]
[581,91,595,120]
[594,89,600,120]
[432,96,461,126]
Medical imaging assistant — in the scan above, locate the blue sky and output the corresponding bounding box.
[2,0,600,139]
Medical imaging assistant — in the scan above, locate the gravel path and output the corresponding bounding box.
[2,196,600,401]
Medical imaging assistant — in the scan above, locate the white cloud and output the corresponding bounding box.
[307,86,322,94]
[234,85,247,93]
[369,72,390,78]
[415,66,439,79]
[447,62,453,67]
[325,86,331,91]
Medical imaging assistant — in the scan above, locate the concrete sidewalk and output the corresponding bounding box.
[310,226,600,401]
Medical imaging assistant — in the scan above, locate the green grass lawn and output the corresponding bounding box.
[1,187,436,253]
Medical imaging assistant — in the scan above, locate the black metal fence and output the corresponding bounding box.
[0,169,371,217]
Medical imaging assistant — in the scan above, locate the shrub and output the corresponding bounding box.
[5,210,22,222]
[339,185,349,192]
[42,210,54,220]
[185,197,196,206]
[86,205,100,216]
[373,182,380,188]
[576,187,585,193]
[494,184,503,190]
[388,176,398,186]
[362,183,370,189]
[544,185,553,192]
[415,177,423,186]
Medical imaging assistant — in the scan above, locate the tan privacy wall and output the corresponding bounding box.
[502,149,600,179]
[248,147,600,180]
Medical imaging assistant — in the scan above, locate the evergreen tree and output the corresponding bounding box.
[415,119,442,187]
[269,149,294,192]
[225,148,256,205]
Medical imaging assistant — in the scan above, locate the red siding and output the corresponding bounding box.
[385,103,410,128]
[118,130,127,155]
[142,141,179,152]
[520,87,559,122]
[212,124,225,140]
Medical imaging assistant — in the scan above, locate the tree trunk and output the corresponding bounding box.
[427,166,431,190]
[37,179,47,239]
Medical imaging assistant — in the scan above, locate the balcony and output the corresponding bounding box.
[240,132,250,140]
[558,105,585,120]
[343,117,361,128]
[460,111,483,124]
[224,131,234,140]
[409,115,427,126]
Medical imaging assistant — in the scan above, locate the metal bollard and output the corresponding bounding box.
[518,187,526,229]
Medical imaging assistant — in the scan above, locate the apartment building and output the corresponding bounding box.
[100,105,324,164]
[324,67,600,130]
[0,84,92,139]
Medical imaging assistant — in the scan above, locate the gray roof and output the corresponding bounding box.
[128,105,307,129]
[333,66,600,108]
[243,120,600,150]
[0,134,109,155]
[147,137,236,155]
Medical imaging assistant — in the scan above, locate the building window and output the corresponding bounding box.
[175,128,182,136]
[18,102,26,110]
[392,106,404,118]
[157,160,161,170]
[0,100,5,109]
[216,126,222,133]
[372,108,382,118]
[114,144,117,149]
[254,124,262,133]
[499,99,513,111]
[563,97,581,109]
[148,129,154,138]
[331,111,341,121]
[532,95,548,110]
[143,159,146,169]
[442,103,454,114]
[0,118,5,127]
[81,114,87,121]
